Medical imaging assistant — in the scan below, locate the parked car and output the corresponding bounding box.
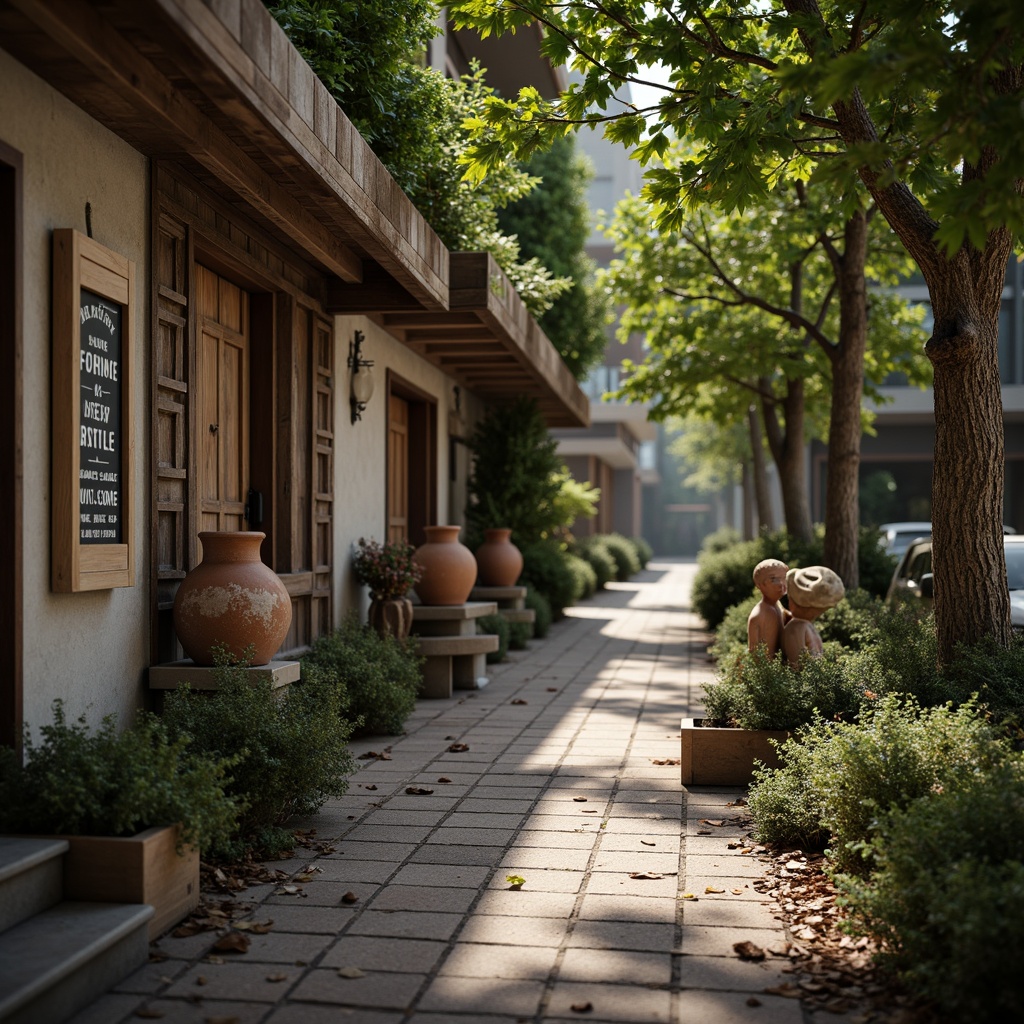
[878,522,933,558]
[886,535,1024,628]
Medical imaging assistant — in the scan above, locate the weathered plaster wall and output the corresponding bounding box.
[331,315,485,623]
[1,49,150,732]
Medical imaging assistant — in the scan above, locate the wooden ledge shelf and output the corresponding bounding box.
[148,660,301,691]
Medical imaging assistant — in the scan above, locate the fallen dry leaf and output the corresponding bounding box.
[705,886,726,894]
[342,891,359,904]
[700,819,725,827]
[546,687,558,692]
[581,809,598,814]
[731,888,745,895]
[570,1002,594,1013]
[405,786,434,795]
[195,976,208,986]
[437,777,452,783]
[233,920,273,933]
[629,872,663,880]
[212,931,250,954]
[696,829,713,835]
[764,983,802,998]
[266,973,289,983]
[447,743,470,752]
[651,758,681,765]
[640,839,656,846]
[510,699,528,705]
[362,784,378,791]
[679,892,698,900]
[573,796,588,802]
[274,885,301,896]
[357,750,392,760]
[734,941,766,961]
[204,955,225,965]
[746,997,762,1007]
[338,966,366,979]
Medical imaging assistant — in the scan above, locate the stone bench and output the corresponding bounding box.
[411,601,499,699]
[469,586,536,630]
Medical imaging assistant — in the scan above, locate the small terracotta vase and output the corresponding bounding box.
[413,525,477,606]
[475,528,524,587]
[368,597,414,640]
[173,531,292,666]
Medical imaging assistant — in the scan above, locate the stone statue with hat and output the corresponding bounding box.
[781,566,845,669]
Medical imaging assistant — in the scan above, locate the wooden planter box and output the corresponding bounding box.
[59,825,199,940]
[680,718,790,786]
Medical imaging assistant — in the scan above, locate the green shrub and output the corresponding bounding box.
[748,696,1003,873]
[699,526,741,556]
[477,612,510,663]
[601,533,642,580]
[747,738,831,850]
[631,535,653,568]
[303,616,422,735]
[815,589,885,650]
[943,634,1024,722]
[162,659,356,860]
[566,552,597,601]
[0,701,238,854]
[574,537,616,589]
[703,646,864,731]
[522,540,577,617]
[508,620,532,649]
[836,757,1024,1021]
[525,587,552,638]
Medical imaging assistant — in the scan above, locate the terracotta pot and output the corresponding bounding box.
[368,597,414,640]
[412,525,477,605]
[172,531,292,666]
[474,528,524,587]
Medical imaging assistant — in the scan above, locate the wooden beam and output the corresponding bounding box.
[9,0,364,284]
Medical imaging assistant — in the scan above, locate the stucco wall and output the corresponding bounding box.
[331,315,485,622]
[1,49,150,732]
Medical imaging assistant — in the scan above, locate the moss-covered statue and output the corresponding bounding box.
[781,566,845,669]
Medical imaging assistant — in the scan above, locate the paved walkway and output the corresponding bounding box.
[72,560,804,1024]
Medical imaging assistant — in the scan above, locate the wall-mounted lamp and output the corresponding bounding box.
[348,330,375,424]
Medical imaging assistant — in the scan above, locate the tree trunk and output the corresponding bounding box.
[741,461,755,540]
[927,259,1012,663]
[822,212,867,590]
[748,404,774,533]
[761,377,812,543]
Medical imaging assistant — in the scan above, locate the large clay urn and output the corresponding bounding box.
[173,531,292,666]
[475,528,524,587]
[412,526,477,606]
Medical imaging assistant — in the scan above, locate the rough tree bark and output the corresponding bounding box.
[762,377,812,543]
[748,403,774,533]
[821,211,868,590]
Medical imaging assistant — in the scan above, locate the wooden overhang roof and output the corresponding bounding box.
[0,0,589,428]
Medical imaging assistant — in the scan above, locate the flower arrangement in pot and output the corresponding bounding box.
[352,537,424,639]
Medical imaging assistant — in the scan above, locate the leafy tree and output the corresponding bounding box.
[451,0,1024,661]
[265,2,570,314]
[498,137,610,377]
[606,172,926,584]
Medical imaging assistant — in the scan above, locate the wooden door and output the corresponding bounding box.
[196,265,249,534]
[388,393,410,543]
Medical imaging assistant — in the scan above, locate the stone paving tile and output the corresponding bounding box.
[598,832,680,853]
[407,844,505,866]
[680,924,788,957]
[566,921,678,956]
[675,953,793,991]
[346,910,464,941]
[508,829,599,849]
[266,881,382,907]
[684,854,769,879]
[417,975,545,1015]
[558,947,672,985]
[64,992,144,1024]
[498,846,592,871]
[129,998,270,1023]
[289,967,426,1009]
[309,859,400,884]
[456,913,568,946]
[390,862,492,888]
[438,941,560,979]
[368,884,477,914]
[232,930,334,964]
[682,896,781,929]
[576,893,679,923]
[327,841,420,861]
[424,826,518,846]
[473,889,578,917]
[255,904,356,934]
[163,962,295,1002]
[676,989,804,1023]
[268,1008,403,1024]
[341,824,434,844]
[441,811,527,828]
[320,935,448,973]
[547,981,673,1022]
[487,867,583,892]
[591,850,680,874]
[456,797,536,814]
[584,872,680,898]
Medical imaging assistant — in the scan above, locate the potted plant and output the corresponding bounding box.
[352,537,424,638]
[0,701,238,939]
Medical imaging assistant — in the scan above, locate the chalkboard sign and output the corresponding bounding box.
[52,229,135,592]
[78,289,123,544]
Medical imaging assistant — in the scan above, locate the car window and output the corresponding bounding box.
[1007,547,1024,590]
[906,549,932,584]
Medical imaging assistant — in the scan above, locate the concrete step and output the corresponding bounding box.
[0,901,153,1024]
[0,838,68,934]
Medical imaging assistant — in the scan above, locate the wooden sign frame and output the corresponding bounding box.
[52,229,135,591]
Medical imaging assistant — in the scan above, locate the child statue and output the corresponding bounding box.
[747,559,791,657]
[781,565,845,669]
